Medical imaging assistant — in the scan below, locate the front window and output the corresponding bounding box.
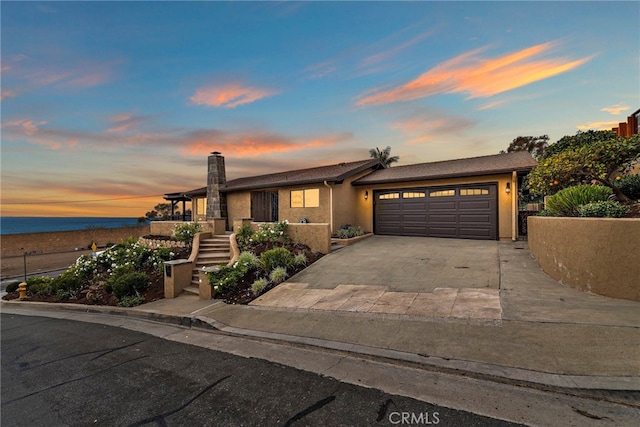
[291,189,320,208]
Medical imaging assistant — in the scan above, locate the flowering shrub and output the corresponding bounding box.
[173,222,203,244]
[236,220,290,251]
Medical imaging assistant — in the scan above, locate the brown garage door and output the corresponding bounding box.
[374,184,498,240]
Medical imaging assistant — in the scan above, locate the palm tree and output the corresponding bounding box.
[369,146,399,168]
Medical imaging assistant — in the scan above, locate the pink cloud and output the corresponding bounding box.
[0,89,17,101]
[189,83,279,108]
[577,120,620,131]
[182,129,352,157]
[106,112,146,133]
[601,104,630,115]
[356,41,592,106]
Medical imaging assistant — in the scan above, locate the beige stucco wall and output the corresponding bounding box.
[354,173,516,240]
[278,185,332,226]
[528,217,640,302]
[227,192,252,222]
[244,221,331,254]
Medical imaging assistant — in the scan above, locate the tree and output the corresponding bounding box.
[500,135,549,160]
[527,133,640,202]
[369,146,399,168]
[144,203,179,221]
[542,130,616,159]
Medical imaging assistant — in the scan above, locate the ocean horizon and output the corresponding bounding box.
[0,216,145,235]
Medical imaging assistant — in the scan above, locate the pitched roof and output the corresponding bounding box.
[352,151,537,186]
[221,159,382,192]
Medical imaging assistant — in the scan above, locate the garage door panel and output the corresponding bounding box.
[459,214,492,224]
[429,200,456,210]
[459,200,492,210]
[374,184,497,240]
[428,214,457,223]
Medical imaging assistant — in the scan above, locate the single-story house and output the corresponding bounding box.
[165,151,537,241]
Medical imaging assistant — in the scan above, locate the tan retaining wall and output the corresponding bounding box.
[1,226,150,258]
[235,221,331,254]
[528,217,640,302]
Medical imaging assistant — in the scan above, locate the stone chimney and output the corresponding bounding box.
[206,152,227,221]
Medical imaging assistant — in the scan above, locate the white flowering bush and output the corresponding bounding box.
[236,220,290,251]
[73,240,178,283]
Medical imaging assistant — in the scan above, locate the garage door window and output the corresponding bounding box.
[379,193,400,200]
[429,189,455,197]
[403,191,426,198]
[460,188,489,196]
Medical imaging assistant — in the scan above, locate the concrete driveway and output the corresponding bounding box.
[292,235,499,292]
[251,236,503,320]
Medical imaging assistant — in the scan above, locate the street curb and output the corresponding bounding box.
[3,299,639,393]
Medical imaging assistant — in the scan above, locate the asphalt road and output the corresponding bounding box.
[1,314,520,427]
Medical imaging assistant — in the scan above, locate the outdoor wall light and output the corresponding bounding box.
[505,182,511,194]
[364,191,369,200]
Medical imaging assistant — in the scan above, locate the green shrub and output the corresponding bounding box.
[616,174,640,200]
[26,276,54,296]
[545,185,612,217]
[55,289,71,301]
[236,251,260,269]
[260,247,293,272]
[117,295,145,307]
[51,270,84,297]
[251,278,269,296]
[235,224,254,251]
[577,201,629,218]
[269,267,288,284]
[293,252,308,266]
[173,222,203,243]
[108,272,149,299]
[208,265,244,293]
[336,225,365,239]
[5,281,20,293]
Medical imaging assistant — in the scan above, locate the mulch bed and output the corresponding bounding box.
[213,242,323,305]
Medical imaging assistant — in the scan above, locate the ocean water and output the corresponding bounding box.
[0,217,145,235]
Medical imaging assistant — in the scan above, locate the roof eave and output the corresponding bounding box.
[352,166,535,186]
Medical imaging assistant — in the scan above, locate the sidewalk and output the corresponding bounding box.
[2,241,639,391]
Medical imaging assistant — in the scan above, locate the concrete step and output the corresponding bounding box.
[182,285,199,296]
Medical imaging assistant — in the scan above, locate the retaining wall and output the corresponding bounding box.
[528,217,640,302]
[233,220,331,254]
[1,226,150,258]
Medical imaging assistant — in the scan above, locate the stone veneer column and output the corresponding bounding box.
[206,152,228,221]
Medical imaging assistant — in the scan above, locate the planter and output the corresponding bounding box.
[330,233,373,246]
[528,216,640,302]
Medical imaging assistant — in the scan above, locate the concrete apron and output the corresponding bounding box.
[251,235,502,322]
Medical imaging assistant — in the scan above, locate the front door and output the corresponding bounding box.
[251,191,279,222]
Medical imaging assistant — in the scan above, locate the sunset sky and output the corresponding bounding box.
[1,1,638,217]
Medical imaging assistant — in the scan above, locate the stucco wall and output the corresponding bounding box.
[1,226,150,258]
[227,192,251,223]
[528,217,640,302]
[278,185,332,225]
[355,173,515,240]
[246,221,331,254]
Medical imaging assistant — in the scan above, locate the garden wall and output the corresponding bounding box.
[528,217,640,302]
[235,221,331,254]
[1,226,150,258]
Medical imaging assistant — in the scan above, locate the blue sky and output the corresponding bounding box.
[1,1,638,216]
